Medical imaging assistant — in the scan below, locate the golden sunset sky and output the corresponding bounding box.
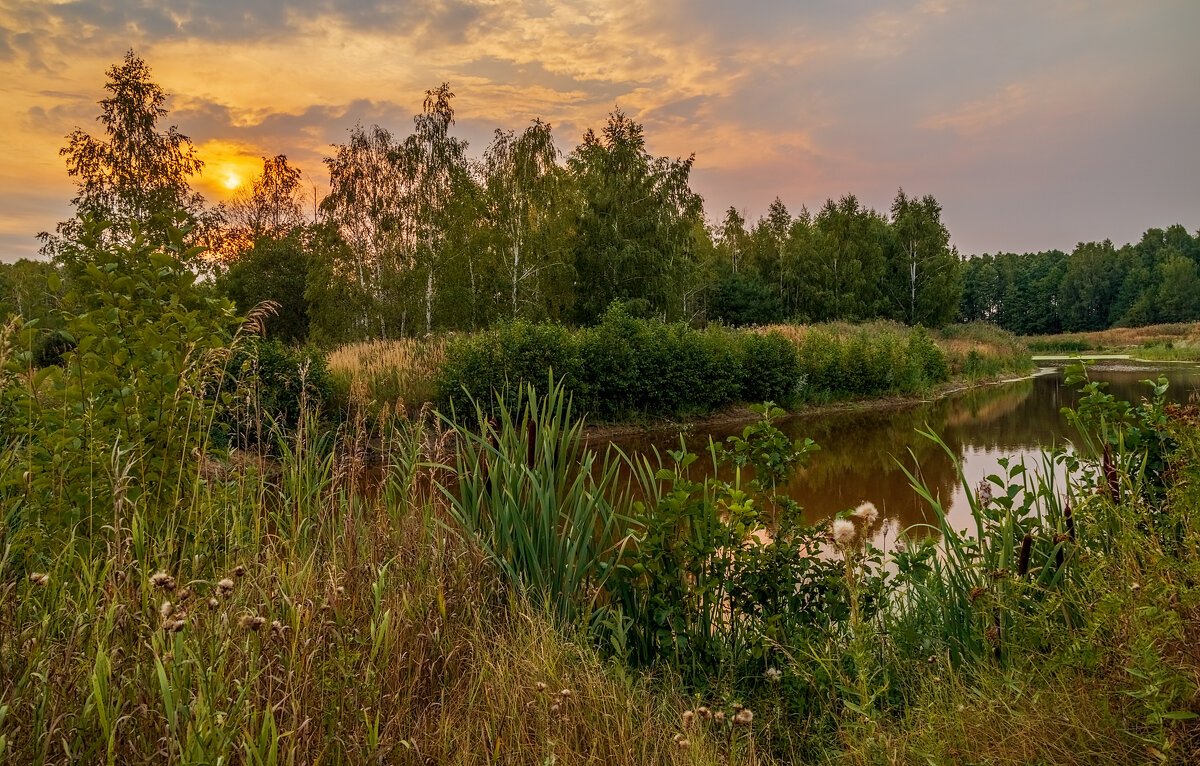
[1,0,1197,262]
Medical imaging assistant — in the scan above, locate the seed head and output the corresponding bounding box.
[216,578,235,596]
[164,616,187,633]
[535,682,547,692]
[29,572,50,587]
[733,708,754,726]
[681,710,695,727]
[675,737,690,749]
[697,706,712,721]
[766,666,782,682]
[150,571,176,590]
[239,614,266,631]
[270,620,286,639]
[208,597,219,608]
[233,565,246,578]
[832,518,856,545]
[852,501,879,526]
[714,711,725,724]
[160,600,174,619]
[177,587,192,603]
[558,689,572,698]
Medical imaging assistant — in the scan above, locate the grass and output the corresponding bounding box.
[326,335,447,416]
[1026,322,1200,362]
[7,311,1200,764]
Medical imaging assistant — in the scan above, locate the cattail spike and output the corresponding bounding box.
[1017,533,1032,577]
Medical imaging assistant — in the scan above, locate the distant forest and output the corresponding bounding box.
[4,52,1199,343]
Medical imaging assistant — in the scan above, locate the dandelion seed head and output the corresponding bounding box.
[208,597,219,608]
[766,667,782,682]
[832,518,856,545]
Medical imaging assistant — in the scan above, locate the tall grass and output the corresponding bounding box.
[327,336,447,415]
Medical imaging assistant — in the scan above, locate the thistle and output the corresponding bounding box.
[832,518,856,545]
[29,572,49,586]
[852,501,879,526]
[150,571,176,590]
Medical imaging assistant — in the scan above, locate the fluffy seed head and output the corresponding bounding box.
[832,518,857,545]
[150,571,176,590]
[160,600,174,619]
[681,710,695,727]
[734,708,754,726]
[233,565,246,578]
[714,711,725,724]
[208,597,219,608]
[29,572,49,586]
[675,738,690,749]
[535,682,547,692]
[177,587,192,603]
[216,578,235,596]
[697,706,711,721]
[239,614,266,631]
[852,502,879,526]
[766,667,782,682]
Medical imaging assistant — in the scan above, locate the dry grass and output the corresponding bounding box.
[1029,322,1200,360]
[327,336,447,414]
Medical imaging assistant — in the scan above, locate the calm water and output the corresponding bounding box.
[599,362,1200,543]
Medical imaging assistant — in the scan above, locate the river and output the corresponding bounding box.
[602,361,1200,545]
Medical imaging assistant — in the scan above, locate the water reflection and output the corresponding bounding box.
[603,362,1200,544]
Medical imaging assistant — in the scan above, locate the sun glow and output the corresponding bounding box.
[195,139,265,199]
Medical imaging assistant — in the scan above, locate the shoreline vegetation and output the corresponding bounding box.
[327,313,1033,430]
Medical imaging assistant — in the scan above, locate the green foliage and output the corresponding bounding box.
[605,404,844,676]
[1,214,239,558]
[708,270,784,326]
[795,325,949,401]
[216,230,312,344]
[439,380,630,624]
[436,303,805,421]
[212,338,333,449]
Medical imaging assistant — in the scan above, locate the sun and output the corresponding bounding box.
[222,172,243,190]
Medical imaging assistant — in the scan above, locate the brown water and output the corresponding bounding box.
[598,362,1200,545]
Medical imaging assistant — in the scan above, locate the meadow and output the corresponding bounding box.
[1,232,1197,764]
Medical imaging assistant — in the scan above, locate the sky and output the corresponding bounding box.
[1,0,1198,263]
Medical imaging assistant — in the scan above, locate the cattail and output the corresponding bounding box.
[1054,532,1068,569]
[1017,533,1033,576]
[29,572,49,586]
[1103,444,1120,504]
[832,518,856,545]
[852,502,879,526]
[976,478,993,508]
[216,578,235,596]
[150,571,176,590]
[733,708,754,726]
[1064,502,1076,542]
[526,417,537,468]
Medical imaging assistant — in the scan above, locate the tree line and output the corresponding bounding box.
[7,51,1197,344]
[959,226,1200,334]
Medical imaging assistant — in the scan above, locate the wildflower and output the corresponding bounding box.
[216,578,235,596]
[766,667,782,682]
[239,614,266,631]
[733,708,754,726]
[29,572,49,586]
[681,710,695,727]
[150,571,176,590]
[160,600,174,620]
[832,518,856,545]
[852,501,879,526]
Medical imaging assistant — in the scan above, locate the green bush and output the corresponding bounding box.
[214,338,333,448]
[739,330,801,405]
